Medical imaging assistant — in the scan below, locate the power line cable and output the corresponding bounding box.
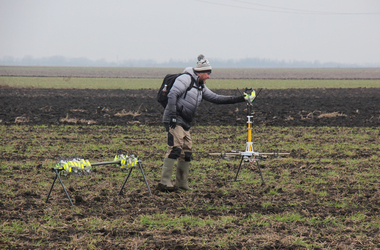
[195,0,380,15]
[233,0,380,15]
[232,0,340,14]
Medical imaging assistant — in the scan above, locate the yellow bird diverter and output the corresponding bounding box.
[114,154,138,169]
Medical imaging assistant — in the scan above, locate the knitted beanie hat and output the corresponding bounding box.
[194,54,212,73]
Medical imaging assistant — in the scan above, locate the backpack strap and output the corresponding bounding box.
[183,73,196,99]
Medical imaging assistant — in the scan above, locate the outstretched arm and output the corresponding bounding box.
[202,86,244,104]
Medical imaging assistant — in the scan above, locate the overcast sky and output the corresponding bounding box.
[1,0,380,65]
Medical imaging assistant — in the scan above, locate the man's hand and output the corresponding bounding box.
[244,90,256,103]
[169,116,177,129]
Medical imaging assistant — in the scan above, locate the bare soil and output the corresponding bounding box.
[1,87,379,127]
[1,67,380,249]
[2,124,380,249]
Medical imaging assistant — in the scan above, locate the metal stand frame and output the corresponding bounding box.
[118,161,152,195]
[46,168,74,206]
[46,159,152,206]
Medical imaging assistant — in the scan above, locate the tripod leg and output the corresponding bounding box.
[46,170,58,203]
[256,160,265,184]
[55,169,74,206]
[119,168,133,195]
[234,156,245,181]
[138,162,152,196]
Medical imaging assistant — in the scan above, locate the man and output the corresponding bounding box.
[157,54,255,191]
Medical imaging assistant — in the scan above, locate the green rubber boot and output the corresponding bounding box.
[157,158,176,192]
[175,161,192,190]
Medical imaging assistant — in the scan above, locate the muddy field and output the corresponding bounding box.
[2,66,380,127]
[1,86,380,127]
[1,67,380,249]
[2,123,380,249]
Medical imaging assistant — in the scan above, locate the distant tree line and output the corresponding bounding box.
[0,55,378,68]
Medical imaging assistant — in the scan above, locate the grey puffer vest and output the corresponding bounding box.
[163,67,244,130]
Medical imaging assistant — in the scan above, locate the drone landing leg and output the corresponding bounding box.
[234,156,245,181]
[256,160,265,184]
[234,157,265,184]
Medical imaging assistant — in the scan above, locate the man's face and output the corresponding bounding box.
[197,72,211,82]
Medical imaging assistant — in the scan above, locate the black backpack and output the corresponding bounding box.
[157,72,195,108]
